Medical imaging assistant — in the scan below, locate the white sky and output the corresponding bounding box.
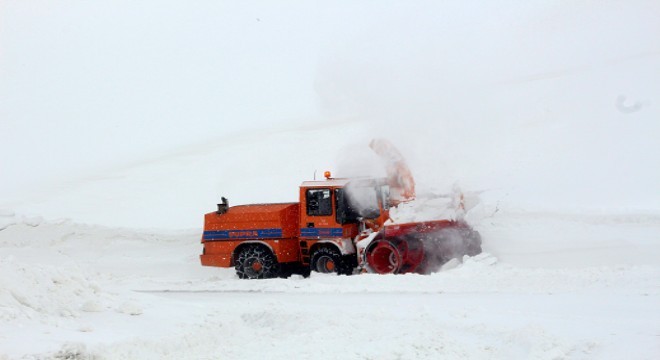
[2,1,659,215]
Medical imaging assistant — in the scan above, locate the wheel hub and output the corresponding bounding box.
[251,261,263,272]
[316,256,336,273]
[244,258,265,277]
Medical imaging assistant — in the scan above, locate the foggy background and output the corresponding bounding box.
[2,1,659,227]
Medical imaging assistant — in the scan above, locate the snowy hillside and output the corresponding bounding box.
[1,1,659,359]
[2,1,659,229]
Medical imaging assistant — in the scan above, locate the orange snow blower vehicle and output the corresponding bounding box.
[199,139,482,279]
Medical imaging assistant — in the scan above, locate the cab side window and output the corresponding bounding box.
[306,188,332,216]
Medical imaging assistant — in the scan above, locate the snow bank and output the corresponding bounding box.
[0,213,114,324]
[0,210,15,231]
[0,209,46,232]
[0,256,107,323]
[0,215,194,328]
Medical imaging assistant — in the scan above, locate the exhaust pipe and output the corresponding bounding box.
[217,197,229,214]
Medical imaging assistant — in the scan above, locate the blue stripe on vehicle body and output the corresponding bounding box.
[203,228,283,241]
[300,227,343,238]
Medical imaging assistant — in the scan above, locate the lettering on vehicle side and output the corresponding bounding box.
[203,228,283,241]
[300,228,343,238]
[229,231,258,238]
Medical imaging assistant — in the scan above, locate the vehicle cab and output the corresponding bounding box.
[298,175,391,269]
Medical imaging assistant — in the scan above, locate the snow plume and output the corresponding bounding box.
[313,1,660,214]
[388,185,484,225]
[418,227,482,273]
[333,141,386,179]
[342,180,382,220]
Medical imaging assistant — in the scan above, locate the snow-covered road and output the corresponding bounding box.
[1,210,657,359]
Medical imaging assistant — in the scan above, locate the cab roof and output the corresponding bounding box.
[300,178,351,188]
[300,177,384,188]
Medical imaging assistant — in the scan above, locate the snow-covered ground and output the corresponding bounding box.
[2,1,660,359]
[1,209,658,359]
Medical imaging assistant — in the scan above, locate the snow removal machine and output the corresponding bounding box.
[200,139,482,279]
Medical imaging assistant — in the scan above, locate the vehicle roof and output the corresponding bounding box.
[300,178,351,188]
[227,203,299,213]
[300,177,384,188]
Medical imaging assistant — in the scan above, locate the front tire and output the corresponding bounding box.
[310,247,353,275]
[235,245,279,279]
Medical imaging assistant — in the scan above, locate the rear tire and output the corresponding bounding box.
[235,245,280,279]
[310,247,353,275]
